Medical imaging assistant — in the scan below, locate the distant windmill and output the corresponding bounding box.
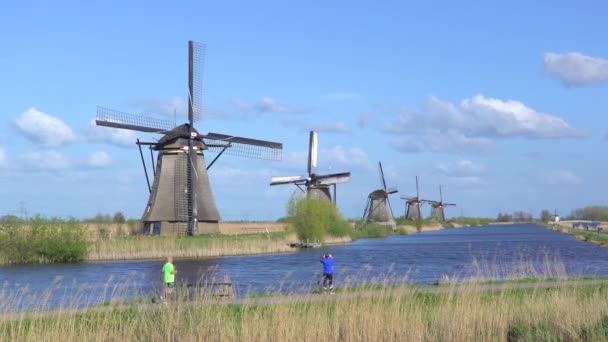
[95,41,283,236]
[270,131,350,203]
[362,162,398,226]
[400,176,429,221]
[553,209,560,222]
[427,185,456,222]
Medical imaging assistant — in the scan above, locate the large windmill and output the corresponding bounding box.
[400,176,429,221]
[269,131,350,203]
[95,41,283,236]
[362,162,398,226]
[427,185,455,222]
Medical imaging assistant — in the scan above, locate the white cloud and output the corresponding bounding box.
[311,121,351,134]
[544,52,608,87]
[86,120,138,148]
[230,97,310,114]
[319,145,371,170]
[279,145,371,173]
[86,151,112,168]
[0,147,6,168]
[18,150,70,171]
[358,112,370,128]
[390,131,494,154]
[385,94,588,154]
[15,108,77,147]
[543,169,583,185]
[435,160,484,177]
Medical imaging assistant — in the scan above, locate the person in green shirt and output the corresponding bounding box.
[161,257,176,301]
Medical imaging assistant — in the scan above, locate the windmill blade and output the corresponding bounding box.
[189,40,206,123]
[386,187,398,194]
[415,176,420,198]
[439,185,444,203]
[270,175,307,185]
[202,132,283,161]
[307,131,318,175]
[400,195,416,201]
[443,203,456,206]
[96,107,173,133]
[378,162,387,191]
[387,197,395,219]
[314,172,351,185]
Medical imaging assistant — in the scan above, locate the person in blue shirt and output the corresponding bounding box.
[320,253,335,290]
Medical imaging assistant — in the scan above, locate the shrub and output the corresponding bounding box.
[353,224,392,239]
[112,212,126,224]
[286,193,351,241]
[0,216,88,264]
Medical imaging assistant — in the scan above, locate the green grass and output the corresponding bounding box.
[6,281,608,341]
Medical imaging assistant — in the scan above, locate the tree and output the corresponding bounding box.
[513,211,533,222]
[112,212,126,224]
[497,212,512,222]
[540,210,553,223]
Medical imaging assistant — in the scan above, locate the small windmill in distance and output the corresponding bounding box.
[270,131,351,203]
[427,185,456,222]
[553,209,560,222]
[400,176,430,222]
[362,162,398,227]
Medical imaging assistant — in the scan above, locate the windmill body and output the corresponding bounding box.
[270,131,350,203]
[401,176,429,222]
[95,41,282,236]
[363,162,398,227]
[427,185,456,223]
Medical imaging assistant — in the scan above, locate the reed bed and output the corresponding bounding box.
[3,280,608,341]
[87,232,297,261]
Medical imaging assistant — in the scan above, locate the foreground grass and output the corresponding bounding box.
[4,281,608,341]
[87,232,296,261]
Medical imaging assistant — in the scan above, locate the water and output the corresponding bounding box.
[3,224,608,311]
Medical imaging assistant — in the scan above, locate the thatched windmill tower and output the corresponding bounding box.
[270,131,350,203]
[427,185,455,222]
[362,162,398,226]
[400,176,429,221]
[95,41,283,236]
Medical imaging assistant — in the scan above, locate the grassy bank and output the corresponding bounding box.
[88,232,296,261]
[4,280,608,341]
[546,223,608,248]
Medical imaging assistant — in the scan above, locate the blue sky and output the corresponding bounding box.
[1,0,607,220]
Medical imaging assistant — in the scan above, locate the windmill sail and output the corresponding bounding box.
[270,131,349,203]
[96,107,174,133]
[202,132,282,160]
[307,131,318,174]
[363,161,398,226]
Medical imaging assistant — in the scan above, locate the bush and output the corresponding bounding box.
[286,193,352,241]
[353,224,392,239]
[112,212,126,224]
[0,216,89,264]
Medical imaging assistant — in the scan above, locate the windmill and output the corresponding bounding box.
[400,176,429,221]
[427,185,456,222]
[269,131,350,203]
[95,41,283,236]
[553,209,560,222]
[362,162,398,226]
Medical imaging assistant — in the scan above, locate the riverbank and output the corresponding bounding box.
[545,222,608,247]
[0,219,493,265]
[4,278,608,341]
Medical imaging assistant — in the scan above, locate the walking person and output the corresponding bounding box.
[320,253,335,291]
[161,256,177,302]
